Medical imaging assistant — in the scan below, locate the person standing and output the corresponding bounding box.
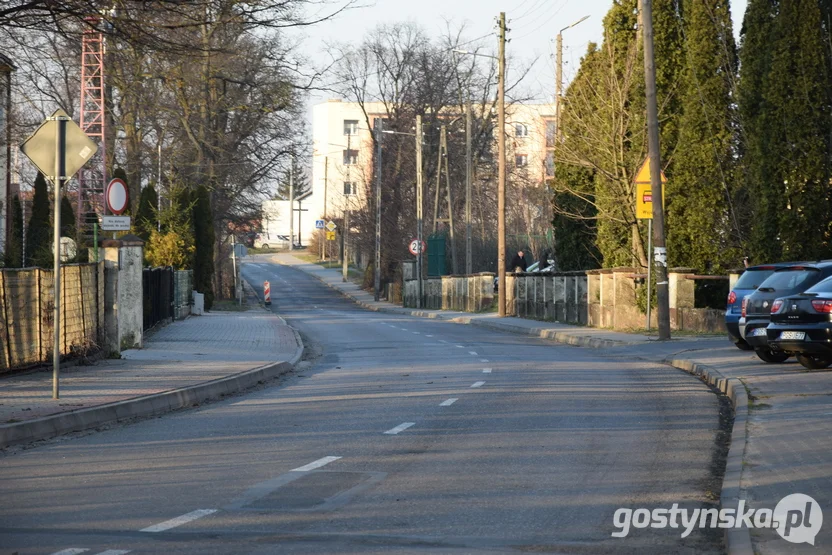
[509,250,528,272]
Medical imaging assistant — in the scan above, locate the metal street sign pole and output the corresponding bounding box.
[416,115,423,309]
[52,116,67,399]
[646,218,653,331]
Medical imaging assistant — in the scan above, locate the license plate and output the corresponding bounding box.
[779,331,806,340]
[749,328,767,337]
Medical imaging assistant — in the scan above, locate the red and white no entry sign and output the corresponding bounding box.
[409,239,427,256]
[106,178,129,215]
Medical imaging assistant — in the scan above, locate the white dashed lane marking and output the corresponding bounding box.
[291,456,342,472]
[426,334,433,337]
[384,422,416,435]
[97,551,131,555]
[471,381,485,388]
[483,368,492,373]
[469,351,478,356]
[140,509,218,533]
[440,398,458,406]
[51,550,89,555]
[456,345,465,349]
[480,359,489,362]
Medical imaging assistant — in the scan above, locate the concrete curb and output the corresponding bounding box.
[0,320,305,451]
[666,358,752,555]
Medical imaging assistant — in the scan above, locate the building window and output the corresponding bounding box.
[545,151,555,177]
[515,154,528,168]
[343,149,358,165]
[344,119,359,136]
[343,181,356,195]
[545,120,556,148]
[515,123,528,137]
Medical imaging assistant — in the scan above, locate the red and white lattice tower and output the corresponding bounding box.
[77,18,107,232]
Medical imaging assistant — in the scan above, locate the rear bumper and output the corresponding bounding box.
[743,318,772,348]
[767,324,832,355]
[725,314,743,343]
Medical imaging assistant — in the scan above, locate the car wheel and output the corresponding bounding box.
[796,354,832,370]
[733,339,754,351]
[754,349,790,363]
[261,244,269,250]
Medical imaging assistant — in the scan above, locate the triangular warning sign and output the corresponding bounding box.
[634,159,667,184]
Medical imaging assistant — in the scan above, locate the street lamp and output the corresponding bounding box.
[555,15,590,143]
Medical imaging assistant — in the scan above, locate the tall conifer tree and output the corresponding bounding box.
[668,0,738,271]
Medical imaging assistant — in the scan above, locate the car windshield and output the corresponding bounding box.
[806,276,832,294]
[758,268,819,291]
[733,269,775,290]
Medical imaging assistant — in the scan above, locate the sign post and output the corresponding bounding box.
[634,159,667,332]
[20,109,97,399]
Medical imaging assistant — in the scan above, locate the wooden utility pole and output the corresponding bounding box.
[497,12,507,317]
[465,102,473,276]
[416,115,424,308]
[640,0,670,339]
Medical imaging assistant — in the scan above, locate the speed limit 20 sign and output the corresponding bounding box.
[409,238,427,255]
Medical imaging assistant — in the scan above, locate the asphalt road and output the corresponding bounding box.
[1,257,723,554]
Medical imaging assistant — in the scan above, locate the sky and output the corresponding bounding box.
[296,0,749,115]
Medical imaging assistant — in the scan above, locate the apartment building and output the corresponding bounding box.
[310,99,557,218]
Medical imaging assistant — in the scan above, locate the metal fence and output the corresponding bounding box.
[142,267,174,331]
[0,263,103,373]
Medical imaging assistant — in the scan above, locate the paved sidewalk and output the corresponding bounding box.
[273,252,832,555]
[0,306,302,449]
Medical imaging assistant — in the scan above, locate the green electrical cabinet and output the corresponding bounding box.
[427,234,446,276]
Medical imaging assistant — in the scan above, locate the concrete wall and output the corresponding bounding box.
[400,266,725,334]
[0,262,103,373]
[403,273,497,312]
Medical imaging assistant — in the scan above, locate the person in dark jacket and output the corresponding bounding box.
[509,250,528,272]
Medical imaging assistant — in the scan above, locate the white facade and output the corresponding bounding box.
[311,99,385,221]
[260,198,319,247]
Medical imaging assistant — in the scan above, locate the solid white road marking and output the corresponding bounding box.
[51,550,89,555]
[384,422,415,435]
[471,381,485,388]
[483,368,492,373]
[291,456,342,472]
[469,351,478,355]
[440,398,458,406]
[140,509,218,533]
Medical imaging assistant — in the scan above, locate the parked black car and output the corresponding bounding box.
[767,275,832,369]
[740,262,832,363]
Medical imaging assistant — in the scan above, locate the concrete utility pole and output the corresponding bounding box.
[465,102,473,276]
[416,115,424,308]
[497,11,507,317]
[321,156,328,261]
[373,118,383,301]
[342,209,349,282]
[288,157,294,250]
[639,0,671,339]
